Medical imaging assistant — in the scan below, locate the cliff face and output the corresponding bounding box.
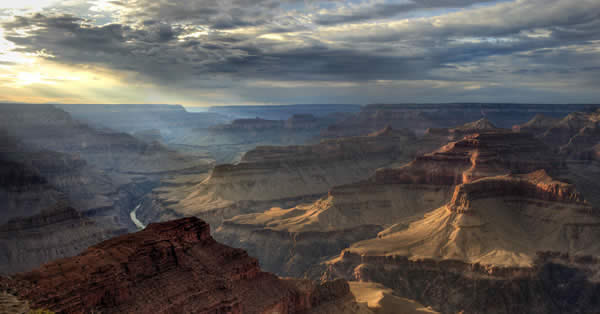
[217,131,560,277]
[423,118,500,143]
[0,135,128,274]
[515,110,600,160]
[147,127,420,228]
[0,206,125,275]
[514,110,600,207]
[327,252,600,314]
[342,170,598,266]
[0,105,211,274]
[0,104,210,174]
[325,169,600,313]
[1,217,367,314]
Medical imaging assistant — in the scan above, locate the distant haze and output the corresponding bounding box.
[0,0,598,105]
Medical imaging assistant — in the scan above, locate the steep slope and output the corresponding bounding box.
[0,140,125,274]
[143,127,420,227]
[514,110,600,206]
[0,103,209,174]
[218,131,561,276]
[512,114,560,134]
[349,282,438,314]
[0,105,211,273]
[344,170,596,266]
[422,118,500,147]
[325,170,600,313]
[0,217,369,314]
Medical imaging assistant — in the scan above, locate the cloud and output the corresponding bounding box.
[1,0,599,104]
[313,0,499,25]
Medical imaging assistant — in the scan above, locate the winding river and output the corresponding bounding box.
[129,203,146,229]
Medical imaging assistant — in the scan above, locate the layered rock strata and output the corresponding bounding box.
[0,217,368,314]
[218,131,561,276]
[145,127,419,228]
[325,171,600,313]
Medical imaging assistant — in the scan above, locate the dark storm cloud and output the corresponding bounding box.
[2,0,600,102]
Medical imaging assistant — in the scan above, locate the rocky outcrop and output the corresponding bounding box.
[348,282,438,314]
[512,114,560,134]
[218,131,561,277]
[0,105,211,274]
[148,127,419,227]
[326,252,600,314]
[514,110,600,206]
[1,217,367,314]
[0,206,125,275]
[341,170,597,266]
[424,118,499,142]
[515,110,600,160]
[0,139,128,274]
[325,169,600,313]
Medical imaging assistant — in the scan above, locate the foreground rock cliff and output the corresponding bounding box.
[0,217,372,314]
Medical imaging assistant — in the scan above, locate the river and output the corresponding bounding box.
[130,203,146,229]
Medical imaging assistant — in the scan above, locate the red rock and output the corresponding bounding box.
[3,217,360,314]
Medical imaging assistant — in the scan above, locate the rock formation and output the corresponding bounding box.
[514,110,600,206]
[142,127,420,228]
[327,252,600,314]
[0,133,126,274]
[0,104,209,174]
[0,105,211,274]
[349,282,438,314]
[512,113,560,134]
[217,131,561,276]
[325,169,600,313]
[0,217,369,314]
[322,103,590,138]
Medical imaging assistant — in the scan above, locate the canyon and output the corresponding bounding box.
[137,126,428,229]
[3,103,600,313]
[216,130,564,276]
[0,104,212,274]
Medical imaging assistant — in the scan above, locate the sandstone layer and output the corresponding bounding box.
[0,217,369,314]
[325,170,600,313]
[143,127,421,228]
[218,131,561,276]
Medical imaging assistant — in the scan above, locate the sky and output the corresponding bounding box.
[0,0,598,107]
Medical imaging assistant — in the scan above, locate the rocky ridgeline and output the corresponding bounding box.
[325,251,600,314]
[143,126,422,228]
[322,103,591,138]
[0,217,367,314]
[448,170,584,212]
[324,167,600,313]
[218,130,563,277]
[515,110,600,160]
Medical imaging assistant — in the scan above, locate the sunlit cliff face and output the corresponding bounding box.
[0,0,599,106]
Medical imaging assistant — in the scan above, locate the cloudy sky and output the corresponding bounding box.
[0,0,598,106]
